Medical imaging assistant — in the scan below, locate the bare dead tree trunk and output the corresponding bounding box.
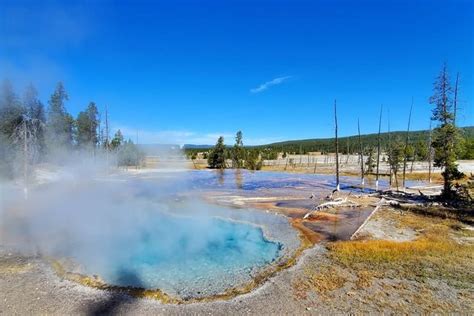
[334,99,340,191]
[376,105,383,190]
[23,120,28,200]
[357,119,365,187]
[428,120,433,183]
[136,130,139,169]
[402,98,413,189]
[105,105,110,172]
[453,72,459,126]
[387,108,392,187]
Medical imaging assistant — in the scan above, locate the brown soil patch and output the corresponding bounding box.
[291,218,322,244]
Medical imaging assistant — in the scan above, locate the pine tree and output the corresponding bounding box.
[208,136,226,169]
[111,130,124,150]
[365,147,375,173]
[232,130,244,168]
[429,64,463,198]
[388,139,404,190]
[117,139,144,167]
[0,80,25,137]
[0,80,26,178]
[76,102,99,150]
[46,82,74,151]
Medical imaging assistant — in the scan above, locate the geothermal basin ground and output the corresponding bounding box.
[2,168,472,314]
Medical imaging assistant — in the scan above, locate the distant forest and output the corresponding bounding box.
[260,126,474,154]
[184,126,474,159]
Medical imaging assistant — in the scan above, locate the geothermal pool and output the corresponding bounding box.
[74,212,281,297]
[2,170,302,298]
[2,168,426,299]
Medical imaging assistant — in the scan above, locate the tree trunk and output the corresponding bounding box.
[402,99,413,189]
[428,120,433,183]
[23,120,28,200]
[376,105,383,190]
[388,109,392,187]
[105,105,109,173]
[453,72,459,126]
[357,119,364,186]
[334,99,340,191]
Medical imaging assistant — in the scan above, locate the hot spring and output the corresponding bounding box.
[1,169,301,299]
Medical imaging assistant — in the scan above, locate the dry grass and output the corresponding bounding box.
[293,265,347,300]
[328,211,474,288]
[292,209,474,311]
[355,270,378,289]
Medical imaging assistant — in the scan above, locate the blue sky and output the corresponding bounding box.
[1,0,472,145]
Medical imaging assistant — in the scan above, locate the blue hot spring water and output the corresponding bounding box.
[73,210,281,297]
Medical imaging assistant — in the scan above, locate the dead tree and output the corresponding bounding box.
[402,98,413,188]
[357,118,365,186]
[428,120,433,183]
[105,105,110,172]
[334,99,340,191]
[453,72,459,126]
[375,105,383,190]
[12,115,42,200]
[387,109,392,186]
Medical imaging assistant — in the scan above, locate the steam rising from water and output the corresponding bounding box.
[0,154,286,297]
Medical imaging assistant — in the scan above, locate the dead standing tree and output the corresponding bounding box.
[453,72,459,126]
[428,120,433,183]
[12,115,43,200]
[375,105,383,190]
[334,99,340,191]
[402,99,413,189]
[357,118,365,186]
[104,105,110,172]
[387,109,392,186]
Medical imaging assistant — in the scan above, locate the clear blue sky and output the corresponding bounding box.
[1,0,472,145]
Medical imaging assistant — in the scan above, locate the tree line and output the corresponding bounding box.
[197,64,472,200]
[203,131,268,170]
[0,80,143,179]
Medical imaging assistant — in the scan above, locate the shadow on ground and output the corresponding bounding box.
[86,268,141,316]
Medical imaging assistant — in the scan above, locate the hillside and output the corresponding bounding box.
[256,126,473,153]
[184,126,474,155]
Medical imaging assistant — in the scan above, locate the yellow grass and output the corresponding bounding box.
[328,211,474,288]
[293,265,347,300]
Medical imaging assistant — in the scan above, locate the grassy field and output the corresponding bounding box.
[292,208,474,312]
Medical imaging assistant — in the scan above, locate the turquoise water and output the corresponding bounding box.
[74,210,281,296]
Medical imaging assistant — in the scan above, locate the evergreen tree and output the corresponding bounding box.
[0,80,25,137]
[46,82,74,151]
[387,139,404,189]
[76,102,99,150]
[414,140,428,161]
[244,149,263,170]
[208,136,226,169]
[365,147,375,173]
[429,64,463,198]
[111,129,124,150]
[117,139,144,167]
[232,130,244,168]
[0,80,26,178]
